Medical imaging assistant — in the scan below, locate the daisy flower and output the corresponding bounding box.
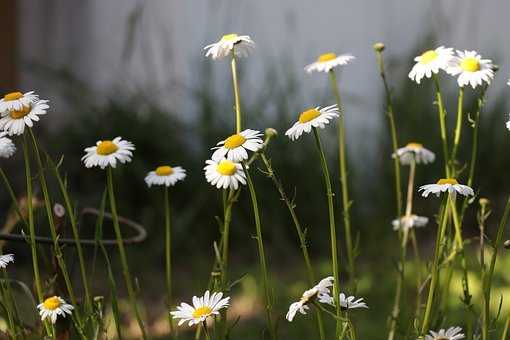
[145,165,186,187]
[82,137,135,169]
[425,326,465,340]
[304,53,355,73]
[408,46,454,84]
[0,132,16,158]
[170,290,230,327]
[286,276,334,322]
[0,254,14,268]
[419,178,474,198]
[204,158,246,190]
[318,292,368,310]
[211,129,264,162]
[0,94,49,136]
[37,296,74,324]
[447,50,494,88]
[392,215,429,230]
[393,143,435,165]
[285,105,339,141]
[204,34,255,60]
[506,114,510,131]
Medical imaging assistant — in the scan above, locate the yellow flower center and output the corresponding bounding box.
[192,306,213,319]
[299,109,321,123]
[406,142,423,149]
[318,53,337,62]
[224,134,246,149]
[96,141,118,155]
[437,178,458,185]
[3,92,23,101]
[221,33,238,42]
[419,50,438,64]
[460,57,480,72]
[9,105,31,119]
[155,166,174,176]
[43,296,61,311]
[217,160,237,176]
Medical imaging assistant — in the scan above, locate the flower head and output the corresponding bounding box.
[419,178,474,198]
[285,105,339,141]
[304,53,355,73]
[447,50,494,88]
[0,132,16,158]
[0,254,14,269]
[424,326,465,340]
[204,158,246,190]
[393,142,435,165]
[286,276,334,321]
[82,137,135,169]
[204,34,254,60]
[37,296,74,324]
[170,290,230,327]
[392,215,429,231]
[211,129,264,162]
[408,46,454,84]
[145,165,186,187]
[0,92,49,136]
[318,292,368,310]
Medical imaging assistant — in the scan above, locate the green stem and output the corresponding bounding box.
[502,314,510,340]
[242,163,276,340]
[231,49,242,134]
[451,87,464,172]
[375,49,402,217]
[164,187,175,338]
[329,70,355,287]
[106,168,148,340]
[433,75,451,177]
[0,271,16,338]
[312,127,342,337]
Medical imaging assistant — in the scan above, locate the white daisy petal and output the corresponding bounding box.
[424,326,465,340]
[446,50,494,89]
[0,254,14,268]
[82,137,135,169]
[171,291,230,328]
[285,105,339,141]
[419,179,474,198]
[36,296,74,324]
[305,53,355,73]
[145,165,186,188]
[393,143,435,165]
[204,158,246,190]
[286,276,334,322]
[392,215,429,231]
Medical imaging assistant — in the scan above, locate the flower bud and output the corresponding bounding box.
[373,42,385,52]
[265,128,278,138]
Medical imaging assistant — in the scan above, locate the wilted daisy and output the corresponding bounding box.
[204,34,255,60]
[0,254,14,268]
[286,276,333,322]
[170,290,230,327]
[447,50,494,88]
[408,46,453,84]
[419,179,474,198]
[0,94,49,136]
[82,137,135,169]
[285,105,339,141]
[392,215,429,230]
[0,132,16,158]
[37,296,74,324]
[211,129,264,162]
[204,158,246,190]
[145,165,186,187]
[393,143,435,165]
[304,53,355,73]
[319,292,368,310]
[425,326,465,340]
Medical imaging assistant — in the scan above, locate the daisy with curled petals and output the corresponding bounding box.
[0,93,49,136]
[145,165,186,187]
[419,178,474,198]
[204,34,255,60]
[447,50,494,88]
[318,292,368,310]
[285,105,339,141]
[425,326,465,340]
[211,129,264,162]
[392,215,428,231]
[204,158,246,190]
[37,296,74,324]
[304,53,355,73]
[393,143,435,165]
[286,276,333,321]
[0,132,16,158]
[408,46,453,84]
[0,254,14,268]
[170,290,230,327]
[82,137,135,169]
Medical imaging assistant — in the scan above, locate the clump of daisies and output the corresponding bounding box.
[0,91,49,136]
[37,296,74,324]
[171,290,230,327]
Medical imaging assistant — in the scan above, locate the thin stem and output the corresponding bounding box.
[164,187,175,338]
[202,321,211,340]
[433,75,451,177]
[329,70,355,287]
[479,201,489,340]
[502,314,510,340]
[106,168,148,340]
[242,163,276,340]
[231,50,242,134]
[312,127,342,337]
[451,87,465,172]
